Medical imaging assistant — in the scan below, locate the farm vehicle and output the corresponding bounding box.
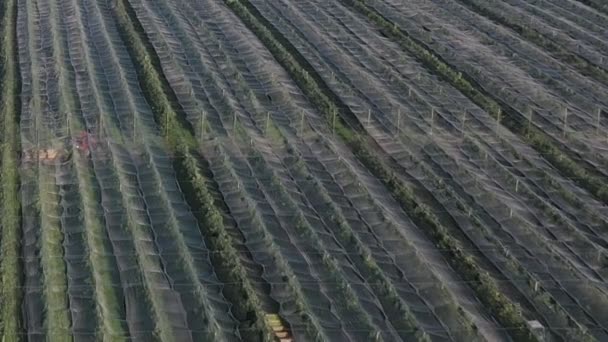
[21,131,99,165]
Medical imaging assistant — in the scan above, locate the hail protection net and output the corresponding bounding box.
[11,0,608,338]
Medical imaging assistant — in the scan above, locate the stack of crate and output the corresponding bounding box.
[264,314,293,342]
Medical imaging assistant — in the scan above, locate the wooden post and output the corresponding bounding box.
[300,111,305,135]
[496,109,501,135]
[266,111,271,134]
[484,151,488,169]
[332,108,337,134]
[596,108,602,137]
[200,111,206,139]
[515,179,519,192]
[165,110,169,137]
[367,108,371,126]
[430,107,435,136]
[461,111,467,137]
[99,112,103,139]
[563,106,568,137]
[396,107,401,134]
[35,115,39,165]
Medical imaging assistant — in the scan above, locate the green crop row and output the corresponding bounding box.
[239,143,382,340]
[426,159,596,342]
[112,0,194,150]
[53,0,130,335]
[62,83,129,341]
[209,134,328,340]
[110,1,220,339]
[104,137,180,341]
[573,0,608,15]
[221,0,539,340]
[111,0,278,339]
[406,133,593,340]
[38,168,72,342]
[288,152,480,341]
[35,1,74,323]
[176,149,274,342]
[0,0,23,337]
[71,146,129,340]
[230,72,477,338]
[456,0,608,85]
[346,133,539,342]
[339,0,608,205]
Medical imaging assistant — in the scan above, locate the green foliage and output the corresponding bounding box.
[112,0,275,339]
[115,0,598,339]
[245,147,382,338]
[222,0,540,340]
[457,0,608,85]
[351,135,537,341]
[0,0,23,338]
[526,131,608,203]
[39,169,72,342]
[340,1,601,340]
[69,117,129,341]
[343,0,608,208]
[177,150,274,342]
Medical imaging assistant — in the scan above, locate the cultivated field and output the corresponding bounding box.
[0,0,606,340]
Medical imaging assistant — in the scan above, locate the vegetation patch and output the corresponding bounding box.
[112,0,276,339]
[339,0,608,205]
[0,0,23,337]
[222,0,541,340]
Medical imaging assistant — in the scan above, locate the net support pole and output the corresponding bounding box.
[200,110,206,140]
[596,108,602,137]
[430,107,434,136]
[496,109,501,136]
[266,111,270,134]
[396,108,401,135]
[563,106,568,138]
[461,110,467,138]
[332,108,336,135]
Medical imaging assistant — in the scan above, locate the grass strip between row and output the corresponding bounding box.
[112,0,276,339]
[39,169,72,341]
[222,0,539,340]
[0,0,23,337]
[69,135,129,340]
[339,0,608,206]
